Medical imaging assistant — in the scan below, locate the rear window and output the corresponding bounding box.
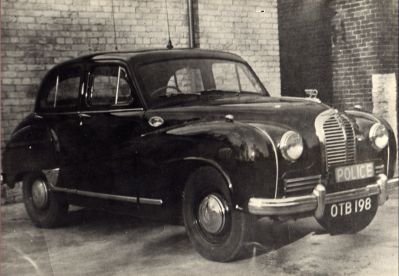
[38,66,82,111]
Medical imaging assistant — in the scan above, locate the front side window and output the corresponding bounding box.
[39,66,82,111]
[88,65,133,107]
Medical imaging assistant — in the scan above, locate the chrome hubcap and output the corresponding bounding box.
[31,180,48,209]
[198,194,227,234]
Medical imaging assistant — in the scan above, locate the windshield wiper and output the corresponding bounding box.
[159,92,200,98]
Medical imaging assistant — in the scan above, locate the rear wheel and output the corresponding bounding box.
[317,196,378,234]
[22,172,68,228]
[182,166,255,262]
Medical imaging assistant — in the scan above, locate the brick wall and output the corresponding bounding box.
[196,0,281,96]
[0,0,281,148]
[330,0,398,111]
[278,0,398,113]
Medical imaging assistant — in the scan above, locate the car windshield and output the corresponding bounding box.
[136,58,268,108]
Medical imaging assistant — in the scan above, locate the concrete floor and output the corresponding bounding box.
[1,191,398,276]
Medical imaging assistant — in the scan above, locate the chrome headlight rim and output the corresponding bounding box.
[279,131,304,161]
[369,123,389,151]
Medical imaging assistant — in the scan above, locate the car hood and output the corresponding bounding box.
[146,96,330,136]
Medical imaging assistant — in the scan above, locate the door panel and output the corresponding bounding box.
[79,62,145,198]
[36,64,85,189]
[78,109,145,196]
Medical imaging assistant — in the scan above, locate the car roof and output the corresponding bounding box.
[52,48,246,69]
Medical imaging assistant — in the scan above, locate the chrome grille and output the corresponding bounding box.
[375,164,385,175]
[323,114,356,168]
[284,175,321,196]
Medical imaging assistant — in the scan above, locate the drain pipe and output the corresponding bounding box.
[187,0,195,48]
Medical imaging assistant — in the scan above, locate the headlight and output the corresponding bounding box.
[369,123,388,150]
[279,131,303,161]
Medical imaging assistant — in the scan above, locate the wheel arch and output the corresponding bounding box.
[164,157,235,210]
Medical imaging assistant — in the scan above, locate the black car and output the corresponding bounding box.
[2,49,398,262]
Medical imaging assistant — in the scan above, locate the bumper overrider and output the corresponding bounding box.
[248,174,398,219]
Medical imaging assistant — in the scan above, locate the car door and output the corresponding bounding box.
[35,63,86,189]
[78,61,145,198]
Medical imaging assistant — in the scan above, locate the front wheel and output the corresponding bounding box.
[317,196,378,234]
[182,167,255,262]
[22,172,68,228]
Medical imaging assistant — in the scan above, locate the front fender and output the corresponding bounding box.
[346,109,397,178]
[140,120,280,210]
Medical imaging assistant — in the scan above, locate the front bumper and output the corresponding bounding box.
[248,174,398,219]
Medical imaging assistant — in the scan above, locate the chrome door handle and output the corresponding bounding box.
[33,113,43,119]
[79,113,91,118]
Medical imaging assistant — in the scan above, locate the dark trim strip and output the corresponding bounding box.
[48,182,162,205]
[39,108,144,116]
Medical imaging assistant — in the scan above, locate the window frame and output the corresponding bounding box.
[134,57,269,109]
[35,63,84,113]
[84,61,141,111]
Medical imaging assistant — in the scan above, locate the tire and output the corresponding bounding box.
[22,172,68,228]
[182,166,255,262]
[317,196,378,234]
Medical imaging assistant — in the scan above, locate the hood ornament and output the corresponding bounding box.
[305,89,321,103]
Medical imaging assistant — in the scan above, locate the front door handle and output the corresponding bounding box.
[79,113,91,118]
[78,113,91,126]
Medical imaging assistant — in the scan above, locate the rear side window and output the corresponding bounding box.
[87,65,133,107]
[39,66,82,111]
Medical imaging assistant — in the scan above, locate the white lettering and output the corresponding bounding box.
[339,202,345,216]
[359,165,366,179]
[351,166,359,180]
[358,199,364,212]
[344,168,351,181]
[336,168,344,182]
[366,164,374,177]
[345,202,352,215]
[336,163,375,183]
[365,197,372,210]
[331,205,338,217]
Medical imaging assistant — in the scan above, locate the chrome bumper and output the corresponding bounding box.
[248,174,398,219]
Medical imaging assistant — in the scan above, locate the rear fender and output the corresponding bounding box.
[2,125,59,187]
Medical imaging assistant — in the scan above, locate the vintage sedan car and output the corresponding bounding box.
[1,49,398,262]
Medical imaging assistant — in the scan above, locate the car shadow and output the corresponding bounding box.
[247,218,327,258]
[63,208,328,261]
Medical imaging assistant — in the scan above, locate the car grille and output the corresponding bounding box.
[323,113,356,168]
[284,175,321,196]
[375,164,385,175]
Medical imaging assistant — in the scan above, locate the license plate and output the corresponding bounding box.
[334,162,374,183]
[329,197,372,218]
